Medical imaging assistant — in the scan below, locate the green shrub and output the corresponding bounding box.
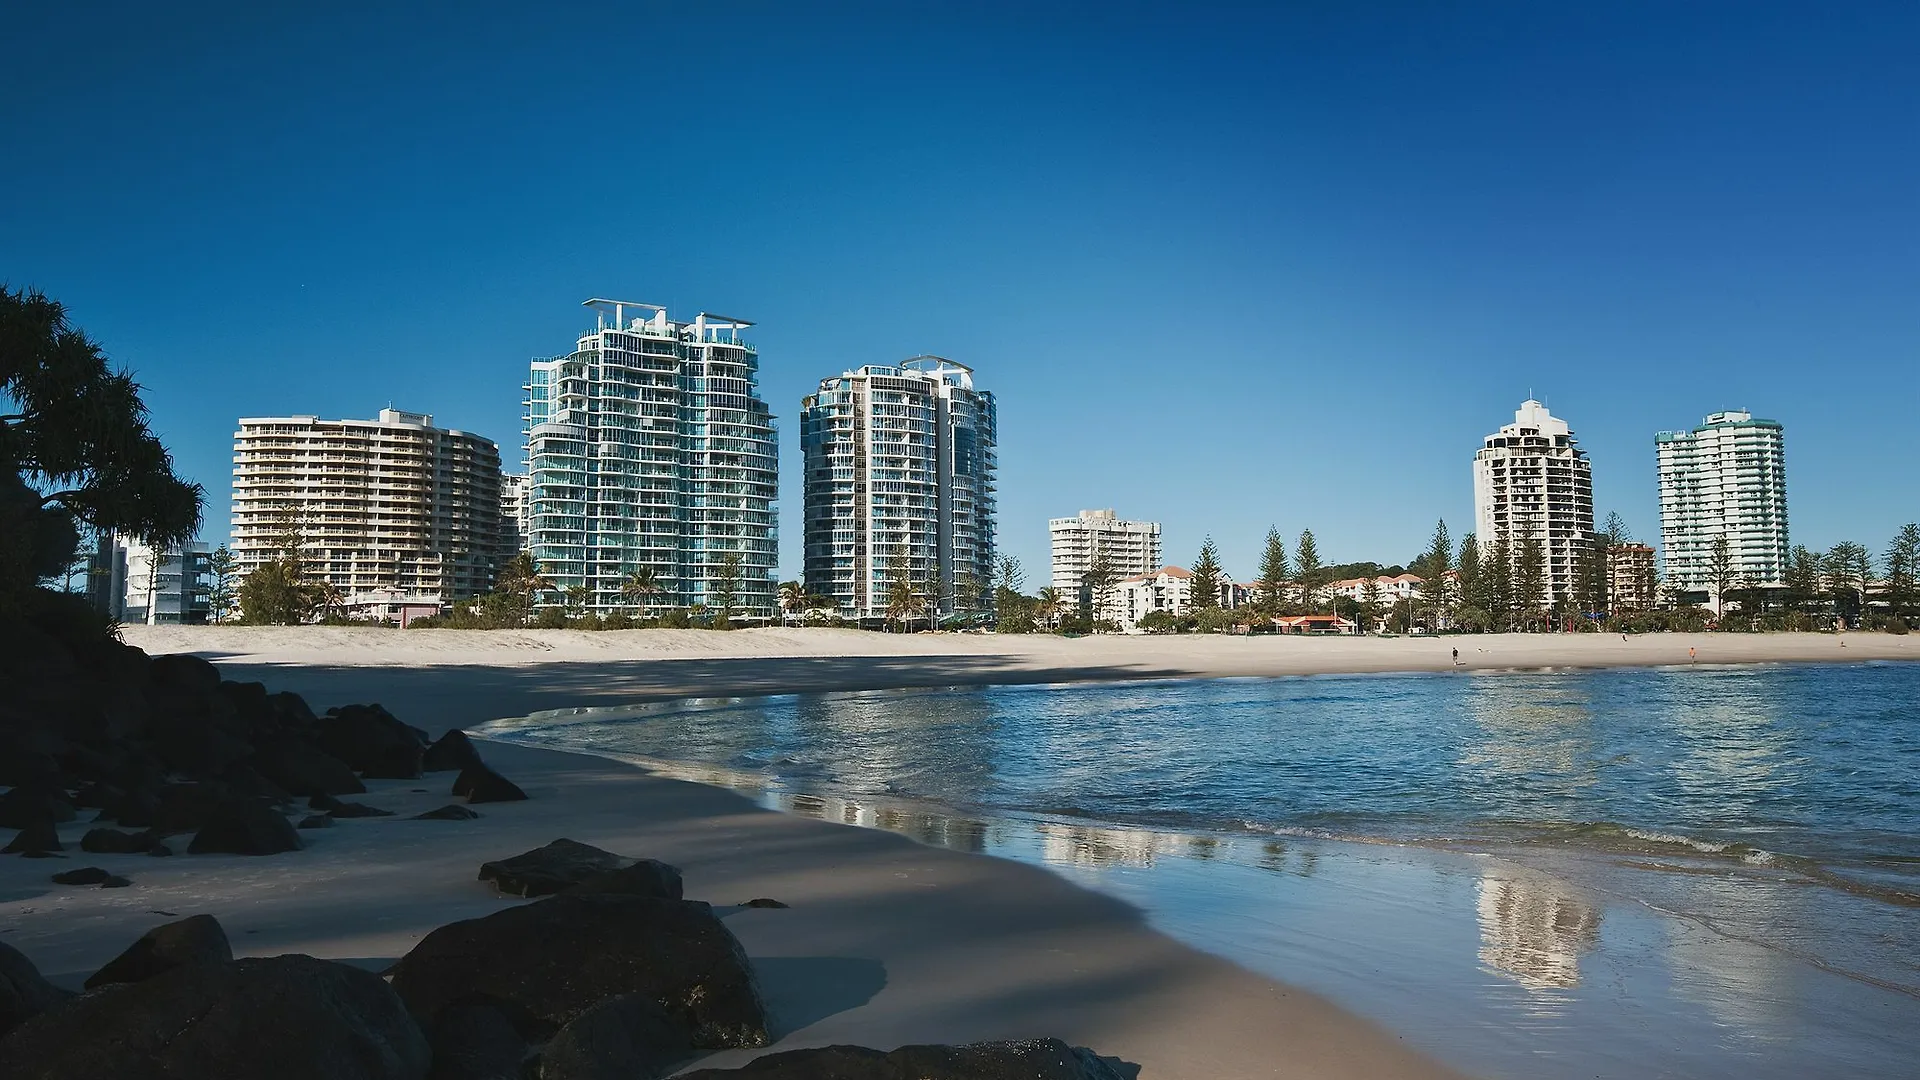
[532,606,570,629]
[604,611,633,630]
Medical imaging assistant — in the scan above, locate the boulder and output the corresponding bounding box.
[311,793,394,818]
[453,765,527,804]
[187,800,301,856]
[740,899,789,909]
[676,1039,1132,1080]
[108,788,161,829]
[82,827,156,854]
[72,781,126,810]
[388,895,767,1048]
[0,940,71,1038]
[101,874,131,888]
[147,652,222,696]
[0,784,76,829]
[86,914,233,989]
[424,1002,530,1080]
[254,738,367,797]
[536,994,689,1080]
[566,860,684,901]
[477,839,630,898]
[217,762,293,802]
[316,704,425,779]
[268,690,319,727]
[2,820,62,855]
[422,729,484,773]
[414,805,480,821]
[152,783,230,835]
[51,866,112,885]
[0,953,431,1080]
[298,814,335,829]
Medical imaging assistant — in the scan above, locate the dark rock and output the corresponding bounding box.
[477,839,629,898]
[3,820,62,855]
[217,679,274,737]
[424,1002,529,1080]
[453,765,527,804]
[740,898,789,909]
[187,799,302,855]
[676,1039,1132,1080]
[310,793,394,818]
[421,729,484,773]
[298,814,335,829]
[255,737,367,797]
[82,827,155,854]
[1,953,431,1080]
[0,784,76,829]
[316,703,425,779]
[148,652,222,696]
[86,913,233,989]
[0,940,71,1038]
[52,866,112,885]
[72,781,126,810]
[152,782,229,835]
[108,787,160,829]
[566,860,684,901]
[414,804,480,821]
[146,841,174,857]
[268,690,319,727]
[536,994,689,1080]
[100,874,131,888]
[217,761,294,802]
[388,895,767,1048]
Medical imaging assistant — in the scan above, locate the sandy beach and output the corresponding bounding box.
[115,625,1915,725]
[9,626,1911,1078]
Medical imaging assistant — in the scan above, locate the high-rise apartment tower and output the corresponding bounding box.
[1655,410,1788,602]
[1472,400,1596,610]
[523,300,777,616]
[1049,509,1161,598]
[231,409,502,610]
[800,357,997,621]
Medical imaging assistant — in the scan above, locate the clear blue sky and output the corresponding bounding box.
[5,3,1916,579]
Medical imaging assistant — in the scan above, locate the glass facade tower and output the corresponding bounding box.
[523,300,777,617]
[800,357,996,621]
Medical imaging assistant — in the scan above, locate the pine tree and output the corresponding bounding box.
[1188,538,1224,612]
[1577,532,1610,617]
[1256,527,1291,615]
[1515,535,1547,630]
[1420,519,1452,619]
[1886,524,1920,618]
[206,544,237,623]
[1295,529,1322,611]
[1824,541,1873,625]
[1708,534,1735,617]
[1483,536,1513,632]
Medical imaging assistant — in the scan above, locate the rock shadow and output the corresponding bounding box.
[750,955,887,1037]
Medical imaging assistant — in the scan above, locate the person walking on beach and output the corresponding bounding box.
[1452,647,1459,666]
[1689,646,1697,663]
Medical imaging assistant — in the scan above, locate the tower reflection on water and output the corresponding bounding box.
[1474,869,1602,991]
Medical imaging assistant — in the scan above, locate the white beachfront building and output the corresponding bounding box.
[1327,574,1426,604]
[1655,410,1788,607]
[1049,509,1161,608]
[1472,400,1596,610]
[1104,565,1240,629]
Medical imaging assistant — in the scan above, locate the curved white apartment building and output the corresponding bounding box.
[1472,400,1595,609]
[230,409,502,611]
[800,357,997,620]
[523,300,777,617]
[1655,410,1788,600]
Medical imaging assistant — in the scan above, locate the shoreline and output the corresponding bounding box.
[0,737,1464,1080]
[117,627,1915,722]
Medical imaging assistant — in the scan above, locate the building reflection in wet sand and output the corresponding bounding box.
[1475,867,1602,991]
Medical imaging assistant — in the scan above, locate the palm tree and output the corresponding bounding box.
[778,580,808,626]
[313,580,346,622]
[885,572,923,634]
[1034,586,1064,630]
[620,565,664,617]
[496,552,553,626]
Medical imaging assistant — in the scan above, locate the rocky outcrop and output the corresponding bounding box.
[388,895,767,1049]
[0,941,70,1037]
[187,799,301,855]
[415,805,481,821]
[477,839,636,898]
[422,730,484,773]
[81,827,157,854]
[564,860,684,901]
[316,704,425,780]
[50,867,112,885]
[676,1040,1133,1080]
[2,820,61,855]
[0,954,431,1080]
[86,914,233,989]
[536,994,689,1080]
[453,765,527,804]
[423,1002,530,1080]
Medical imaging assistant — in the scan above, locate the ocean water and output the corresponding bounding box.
[480,662,1920,1079]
